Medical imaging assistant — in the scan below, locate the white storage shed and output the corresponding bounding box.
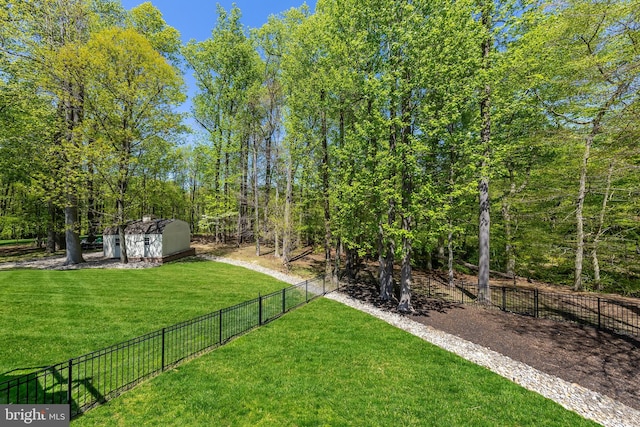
[103,218,194,262]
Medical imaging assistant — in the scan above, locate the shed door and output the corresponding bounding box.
[144,236,150,257]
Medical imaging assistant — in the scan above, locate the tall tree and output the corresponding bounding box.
[0,0,100,264]
[77,27,184,263]
[476,0,495,302]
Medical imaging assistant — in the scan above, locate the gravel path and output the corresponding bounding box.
[0,251,160,270]
[207,256,640,427]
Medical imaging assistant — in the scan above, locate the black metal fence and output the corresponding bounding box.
[420,275,640,338]
[0,276,336,418]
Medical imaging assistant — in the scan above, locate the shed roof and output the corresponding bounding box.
[103,219,178,236]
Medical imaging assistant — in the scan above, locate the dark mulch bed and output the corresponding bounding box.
[340,280,640,412]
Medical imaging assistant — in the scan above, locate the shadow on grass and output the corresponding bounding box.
[0,366,70,409]
[1,365,132,416]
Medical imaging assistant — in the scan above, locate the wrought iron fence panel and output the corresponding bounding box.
[0,275,327,418]
[417,276,640,338]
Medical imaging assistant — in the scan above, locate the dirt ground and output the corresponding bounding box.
[4,241,639,411]
[0,243,51,259]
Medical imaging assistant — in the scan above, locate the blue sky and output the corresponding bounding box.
[119,0,318,144]
[120,1,317,43]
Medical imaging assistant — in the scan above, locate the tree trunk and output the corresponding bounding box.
[253,137,260,256]
[334,238,342,283]
[63,198,84,265]
[477,2,493,303]
[502,198,515,277]
[380,90,398,302]
[274,185,280,258]
[397,83,413,312]
[264,135,272,227]
[86,162,99,243]
[320,90,332,279]
[447,221,454,287]
[116,161,129,264]
[574,133,593,291]
[190,162,198,234]
[118,223,128,264]
[117,196,128,264]
[377,225,386,295]
[591,244,600,290]
[426,251,433,271]
[237,136,249,246]
[398,215,413,313]
[448,155,455,287]
[62,81,85,265]
[46,202,59,253]
[224,150,230,208]
[345,245,352,282]
[437,236,445,268]
[283,153,293,268]
[213,130,222,195]
[591,161,613,291]
[380,218,396,301]
[478,176,491,301]
[501,163,531,277]
[573,77,628,290]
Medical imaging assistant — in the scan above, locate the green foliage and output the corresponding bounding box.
[128,2,182,64]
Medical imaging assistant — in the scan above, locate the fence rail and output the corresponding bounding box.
[420,275,640,338]
[0,275,336,418]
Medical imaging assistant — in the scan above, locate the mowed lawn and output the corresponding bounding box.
[74,298,597,427]
[0,260,289,376]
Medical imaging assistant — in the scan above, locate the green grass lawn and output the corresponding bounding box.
[0,259,288,376]
[74,298,597,427]
[1,262,597,426]
[0,239,36,246]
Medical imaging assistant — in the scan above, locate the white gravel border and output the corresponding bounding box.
[208,256,640,427]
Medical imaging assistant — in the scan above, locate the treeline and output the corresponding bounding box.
[1,0,639,301]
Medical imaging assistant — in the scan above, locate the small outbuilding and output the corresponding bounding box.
[103,217,195,262]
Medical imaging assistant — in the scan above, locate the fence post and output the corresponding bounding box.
[219,309,223,344]
[534,289,539,318]
[597,298,601,329]
[161,328,166,371]
[282,288,286,314]
[502,287,506,311]
[259,294,263,326]
[323,276,326,294]
[67,359,73,406]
